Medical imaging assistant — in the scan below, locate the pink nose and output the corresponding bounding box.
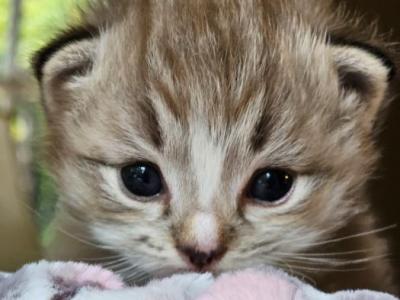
[178,246,226,270]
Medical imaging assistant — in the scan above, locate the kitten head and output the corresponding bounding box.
[33,0,396,280]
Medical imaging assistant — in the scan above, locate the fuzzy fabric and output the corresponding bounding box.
[0,261,398,300]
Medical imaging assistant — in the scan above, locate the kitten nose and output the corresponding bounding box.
[178,246,226,270]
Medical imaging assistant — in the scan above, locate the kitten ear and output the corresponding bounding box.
[331,40,396,128]
[32,27,98,114]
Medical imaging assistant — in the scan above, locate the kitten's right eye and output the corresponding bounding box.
[247,169,294,204]
[120,163,163,197]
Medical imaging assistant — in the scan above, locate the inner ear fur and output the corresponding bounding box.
[41,39,96,86]
[32,26,98,81]
[331,42,396,126]
[32,27,98,114]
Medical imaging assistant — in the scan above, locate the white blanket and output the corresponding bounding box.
[0,261,398,300]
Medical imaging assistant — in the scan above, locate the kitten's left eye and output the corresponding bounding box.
[247,169,294,203]
[120,163,163,197]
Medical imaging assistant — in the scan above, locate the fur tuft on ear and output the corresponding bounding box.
[331,37,396,81]
[330,38,396,127]
[32,26,99,115]
[32,26,98,82]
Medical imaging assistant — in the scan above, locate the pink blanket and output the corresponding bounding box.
[0,261,397,299]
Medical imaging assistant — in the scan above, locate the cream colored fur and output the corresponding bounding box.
[35,0,398,294]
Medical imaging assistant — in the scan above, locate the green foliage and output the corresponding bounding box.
[20,0,80,67]
[29,102,58,234]
[0,0,80,67]
[0,0,83,240]
[0,0,7,58]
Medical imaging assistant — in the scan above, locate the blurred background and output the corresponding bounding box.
[0,0,398,280]
[0,0,78,270]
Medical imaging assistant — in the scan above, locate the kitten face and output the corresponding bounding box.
[34,0,395,281]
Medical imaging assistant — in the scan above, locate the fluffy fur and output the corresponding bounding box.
[0,262,398,300]
[33,0,398,294]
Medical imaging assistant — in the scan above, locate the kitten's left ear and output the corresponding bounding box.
[331,39,396,128]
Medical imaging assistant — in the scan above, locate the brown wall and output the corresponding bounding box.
[345,0,400,276]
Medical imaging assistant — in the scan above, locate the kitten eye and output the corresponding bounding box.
[120,163,163,197]
[247,169,294,203]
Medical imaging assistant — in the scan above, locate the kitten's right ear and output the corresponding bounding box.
[32,26,98,113]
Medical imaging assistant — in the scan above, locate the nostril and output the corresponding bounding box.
[189,250,212,266]
[177,246,226,270]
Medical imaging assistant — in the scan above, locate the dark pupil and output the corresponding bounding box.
[249,169,293,202]
[121,164,162,197]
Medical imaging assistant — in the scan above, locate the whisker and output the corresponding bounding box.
[115,260,143,273]
[280,256,339,266]
[130,271,151,285]
[274,261,317,285]
[82,254,123,262]
[284,263,369,273]
[304,224,397,248]
[122,263,155,286]
[278,248,373,258]
[52,223,112,250]
[279,253,392,271]
[101,257,129,269]
[26,202,113,251]
[330,254,392,267]
[13,195,107,250]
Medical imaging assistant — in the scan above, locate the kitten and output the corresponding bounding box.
[33,0,398,294]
